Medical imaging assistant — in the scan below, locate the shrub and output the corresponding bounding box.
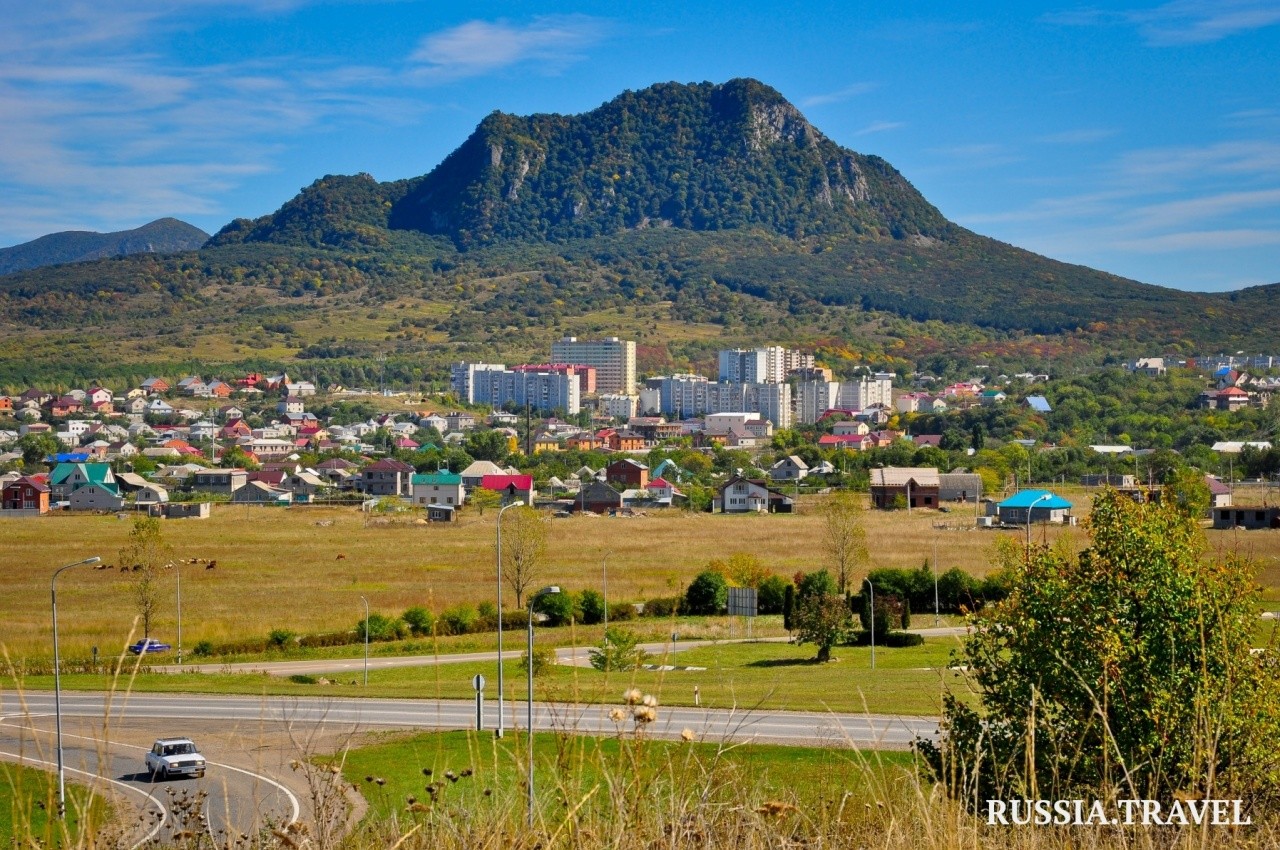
[402,606,435,637]
[439,604,477,636]
[520,646,555,677]
[578,589,606,625]
[684,570,728,615]
[267,628,295,649]
[192,640,214,658]
[757,574,790,615]
[477,601,497,619]
[358,613,405,642]
[533,591,581,627]
[288,673,318,684]
[299,631,353,648]
[588,628,650,671]
[642,596,682,617]
[607,601,636,622]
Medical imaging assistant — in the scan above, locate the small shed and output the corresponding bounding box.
[426,504,458,523]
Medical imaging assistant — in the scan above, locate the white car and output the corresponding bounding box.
[145,738,206,780]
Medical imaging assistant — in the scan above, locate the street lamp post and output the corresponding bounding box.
[495,500,520,738]
[1026,493,1052,555]
[932,537,940,627]
[601,550,612,634]
[360,594,369,687]
[175,562,182,664]
[51,555,101,817]
[867,578,876,671]
[527,586,561,828]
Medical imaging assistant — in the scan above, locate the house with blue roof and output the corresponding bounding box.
[1025,395,1052,414]
[411,471,465,507]
[995,489,1073,525]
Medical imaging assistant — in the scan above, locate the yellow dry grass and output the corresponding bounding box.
[3,496,1278,659]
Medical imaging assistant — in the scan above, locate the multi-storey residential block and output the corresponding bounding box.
[550,336,636,394]
[837,372,894,410]
[450,363,506,404]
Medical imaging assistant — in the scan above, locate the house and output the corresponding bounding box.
[979,390,1008,406]
[1215,387,1251,411]
[1025,396,1052,414]
[818,433,866,451]
[605,458,649,489]
[770,456,810,482]
[714,475,794,514]
[124,396,149,416]
[49,396,83,417]
[278,396,306,415]
[995,490,1073,525]
[460,460,506,489]
[231,481,293,504]
[411,471,466,507]
[114,471,151,493]
[1205,476,1232,508]
[607,430,646,451]
[282,471,327,502]
[912,434,943,448]
[134,484,170,506]
[49,462,118,502]
[68,482,124,511]
[284,381,317,397]
[478,474,534,506]
[576,479,624,514]
[444,412,476,432]
[646,477,685,507]
[140,377,170,395]
[938,473,983,503]
[217,405,245,422]
[2,476,51,513]
[566,433,607,451]
[869,467,941,510]
[147,398,175,416]
[1212,506,1280,529]
[191,468,248,495]
[359,458,415,497]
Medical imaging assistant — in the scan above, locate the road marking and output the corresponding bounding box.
[1,721,300,831]
[0,749,166,849]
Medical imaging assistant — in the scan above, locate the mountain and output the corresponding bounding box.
[1,79,1277,389]
[0,218,209,275]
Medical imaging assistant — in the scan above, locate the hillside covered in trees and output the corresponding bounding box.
[0,78,1276,388]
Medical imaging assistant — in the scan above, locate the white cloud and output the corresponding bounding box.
[853,120,904,136]
[1044,0,1280,45]
[800,82,878,108]
[1111,229,1280,252]
[408,16,610,81]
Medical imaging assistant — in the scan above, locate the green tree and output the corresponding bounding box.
[118,517,173,639]
[470,487,501,515]
[465,429,510,464]
[17,432,60,467]
[757,574,790,615]
[793,592,851,663]
[684,570,728,615]
[578,589,606,625]
[921,492,1280,806]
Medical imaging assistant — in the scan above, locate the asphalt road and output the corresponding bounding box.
[0,697,302,848]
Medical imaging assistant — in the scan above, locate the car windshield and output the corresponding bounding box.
[164,743,195,755]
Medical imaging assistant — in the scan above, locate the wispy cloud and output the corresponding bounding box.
[408,16,611,82]
[853,120,904,136]
[1111,228,1280,252]
[801,82,877,108]
[1045,0,1280,46]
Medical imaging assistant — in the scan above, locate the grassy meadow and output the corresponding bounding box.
[0,761,106,848]
[2,490,1277,663]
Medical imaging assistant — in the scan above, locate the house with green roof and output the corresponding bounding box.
[411,471,465,508]
[49,462,118,502]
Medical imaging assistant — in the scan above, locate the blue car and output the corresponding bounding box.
[127,638,172,655]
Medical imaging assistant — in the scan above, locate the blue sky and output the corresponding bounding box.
[2,1,1278,292]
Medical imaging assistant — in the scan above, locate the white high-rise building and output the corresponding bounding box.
[450,362,506,404]
[598,394,638,420]
[717,346,813,384]
[837,372,894,410]
[466,366,580,415]
[793,379,841,424]
[550,336,636,394]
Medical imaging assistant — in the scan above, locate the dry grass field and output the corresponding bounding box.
[2,490,1278,660]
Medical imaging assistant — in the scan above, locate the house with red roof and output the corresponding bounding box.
[479,474,535,506]
[818,433,866,450]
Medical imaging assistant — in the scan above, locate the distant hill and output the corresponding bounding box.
[0,218,209,275]
[1,78,1276,390]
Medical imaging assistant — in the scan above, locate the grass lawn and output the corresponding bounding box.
[29,637,966,716]
[0,762,105,847]
[338,728,923,830]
